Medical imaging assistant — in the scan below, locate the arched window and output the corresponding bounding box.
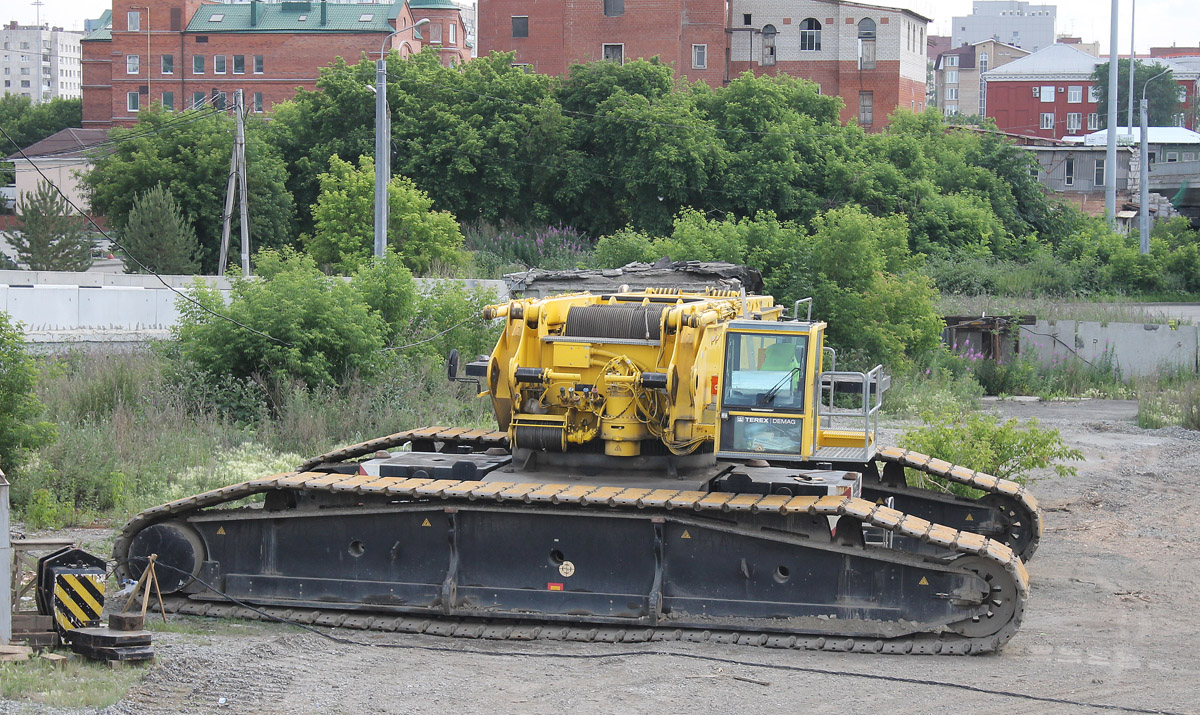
[800,18,821,51]
[858,18,876,69]
[762,24,777,66]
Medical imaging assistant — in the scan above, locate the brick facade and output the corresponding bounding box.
[82,0,465,129]
[480,0,928,129]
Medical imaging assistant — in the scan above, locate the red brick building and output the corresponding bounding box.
[478,0,929,129]
[983,43,1199,141]
[81,0,467,129]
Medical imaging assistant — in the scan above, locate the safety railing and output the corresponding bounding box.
[812,365,887,463]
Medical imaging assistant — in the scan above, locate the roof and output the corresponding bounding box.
[837,0,932,24]
[938,45,976,70]
[409,0,461,8]
[982,43,1101,81]
[186,2,405,33]
[1083,127,1200,146]
[5,128,111,161]
[81,9,111,42]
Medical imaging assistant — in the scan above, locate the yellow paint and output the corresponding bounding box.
[965,513,974,522]
[421,518,432,527]
[919,576,929,586]
[681,530,691,539]
[216,526,226,535]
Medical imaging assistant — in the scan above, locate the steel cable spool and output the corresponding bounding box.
[564,306,667,341]
[513,423,567,452]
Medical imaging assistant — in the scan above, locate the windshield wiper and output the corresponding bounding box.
[756,366,800,406]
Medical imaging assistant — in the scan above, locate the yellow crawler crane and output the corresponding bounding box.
[115,289,1036,655]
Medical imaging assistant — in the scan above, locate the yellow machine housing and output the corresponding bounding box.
[479,289,881,466]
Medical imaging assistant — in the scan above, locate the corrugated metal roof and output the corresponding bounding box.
[81,9,112,42]
[186,2,404,33]
[1084,127,1200,146]
[982,43,1100,80]
[410,0,460,8]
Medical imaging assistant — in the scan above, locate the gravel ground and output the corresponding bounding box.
[7,398,1199,715]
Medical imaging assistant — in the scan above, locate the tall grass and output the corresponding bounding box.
[14,348,495,528]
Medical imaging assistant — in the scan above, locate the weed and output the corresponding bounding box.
[0,656,144,708]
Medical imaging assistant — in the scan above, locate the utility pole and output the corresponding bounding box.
[374,58,390,259]
[235,89,250,278]
[1126,0,1136,134]
[1105,0,1119,224]
[1139,97,1150,254]
[218,91,251,276]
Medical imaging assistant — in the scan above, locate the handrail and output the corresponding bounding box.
[792,298,813,322]
[814,365,886,462]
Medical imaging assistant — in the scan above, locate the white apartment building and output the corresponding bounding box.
[952,1,1055,52]
[1,21,84,103]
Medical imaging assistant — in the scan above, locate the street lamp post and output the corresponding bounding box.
[375,19,429,259]
[1139,66,1172,254]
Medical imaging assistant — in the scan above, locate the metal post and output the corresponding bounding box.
[1140,98,1151,254]
[218,123,237,274]
[1105,0,1120,224]
[1,468,11,645]
[1127,0,1135,134]
[374,58,389,259]
[235,89,250,277]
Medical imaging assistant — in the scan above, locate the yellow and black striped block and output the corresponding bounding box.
[52,572,105,634]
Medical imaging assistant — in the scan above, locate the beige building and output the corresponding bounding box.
[934,39,1028,117]
[5,128,109,214]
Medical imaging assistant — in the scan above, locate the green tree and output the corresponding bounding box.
[174,248,386,386]
[120,185,201,274]
[1091,60,1181,128]
[7,181,93,270]
[85,107,294,273]
[0,95,82,187]
[0,312,56,474]
[305,154,465,274]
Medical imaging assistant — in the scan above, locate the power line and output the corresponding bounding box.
[1,124,292,347]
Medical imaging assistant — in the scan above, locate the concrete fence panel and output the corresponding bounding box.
[5,285,80,330]
[1020,319,1199,377]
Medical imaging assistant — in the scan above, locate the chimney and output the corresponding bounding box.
[251,1,259,27]
[320,0,327,26]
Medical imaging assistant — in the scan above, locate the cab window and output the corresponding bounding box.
[722,332,807,409]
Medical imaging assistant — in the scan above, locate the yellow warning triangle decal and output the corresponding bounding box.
[964,513,974,521]
[681,530,691,539]
[216,526,225,535]
[421,518,432,527]
[876,498,885,504]
[918,576,929,585]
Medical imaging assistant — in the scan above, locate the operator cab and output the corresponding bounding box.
[717,320,821,460]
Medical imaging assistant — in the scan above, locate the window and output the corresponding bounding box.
[127,11,140,32]
[254,55,264,74]
[449,23,456,46]
[209,13,224,22]
[1068,86,1082,103]
[800,18,821,51]
[945,88,958,101]
[358,13,374,22]
[1067,112,1081,132]
[946,55,958,67]
[193,55,205,74]
[859,91,874,126]
[430,22,442,43]
[162,54,174,74]
[604,0,625,17]
[127,91,139,112]
[859,19,876,69]
[1040,112,1054,130]
[1094,158,1105,187]
[979,52,989,72]
[743,13,752,25]
[1088,112,1099,130]
[1064,157,1074,186]
[1167,152,1179,163]
[192,91,206,108]
[253,92,263,113]
[1179,86,1188,103]
[1184,152,1196,162]
[511,16,528,38]
[944,104,959,117]
[946,70,958,84]
[603,44,624,64]
[1088,85,1100,102]
[195,36,209,44]
[692,44,707,70]
[213,90,226,110]
[214,55,226,74]
[126,54,139,74]
[162,91,174,111]
[1040,86,1055,103]
[762,25,776,66]
[233,55,245,74]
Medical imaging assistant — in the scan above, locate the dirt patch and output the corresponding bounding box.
[6,399,1200,715]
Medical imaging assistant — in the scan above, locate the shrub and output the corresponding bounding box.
[464,222,590,271]
[0,312,56,474]
[900,412,1082,497]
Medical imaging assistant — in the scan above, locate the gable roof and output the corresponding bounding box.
[1083,127,1200,146]
[938,45,976,70]
[187,2,405,34]
[5,128,111,161]
[982,43,1101,81]
[81,9,111,42]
